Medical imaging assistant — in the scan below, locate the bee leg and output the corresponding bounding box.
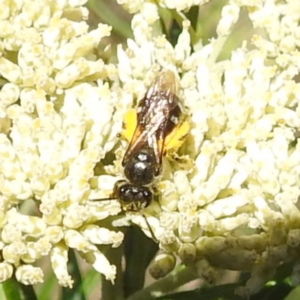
[143,214,158,243]
[151,185,160,196]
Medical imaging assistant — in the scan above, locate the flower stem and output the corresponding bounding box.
[88,0,133,39]
[170,10,198,46]
[208,36,229,63]
[127,265,197,300]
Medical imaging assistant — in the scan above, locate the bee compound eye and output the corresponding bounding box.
[118,184,133,203]
[142,189,151,199]
[142,188,152,207]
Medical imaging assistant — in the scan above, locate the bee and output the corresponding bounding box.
[93,70,190,239]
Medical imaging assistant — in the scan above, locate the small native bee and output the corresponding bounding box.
[93,70,190,239]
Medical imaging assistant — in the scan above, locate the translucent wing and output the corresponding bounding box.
[122,70,183,176]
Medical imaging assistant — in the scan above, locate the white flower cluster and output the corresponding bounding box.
[113,0,300,297]
[0,0,124,287]
[1,0,300,297]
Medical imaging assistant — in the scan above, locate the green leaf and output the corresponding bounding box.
[61,249,86,300]
[36,265,57,299]
[123,226,158,298]
[2,277,36,300]
[284,285,300,300]
[250,283,292,300]
[156,282,242,300]
[100,244,124,300]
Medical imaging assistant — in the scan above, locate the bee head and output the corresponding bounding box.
[112,180,153,212]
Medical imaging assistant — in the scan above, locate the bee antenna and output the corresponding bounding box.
[143,214,158,243]
[90,197,116,202]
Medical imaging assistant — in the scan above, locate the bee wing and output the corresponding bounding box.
[122,71,181,175]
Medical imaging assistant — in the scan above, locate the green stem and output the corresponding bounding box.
[2,276,35,300]
[127,265,197,300]
[170,10,198,46]
[20,284,37,300]
[87,0,132,39]
[208,36,229,63]
[101,245,124,300]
